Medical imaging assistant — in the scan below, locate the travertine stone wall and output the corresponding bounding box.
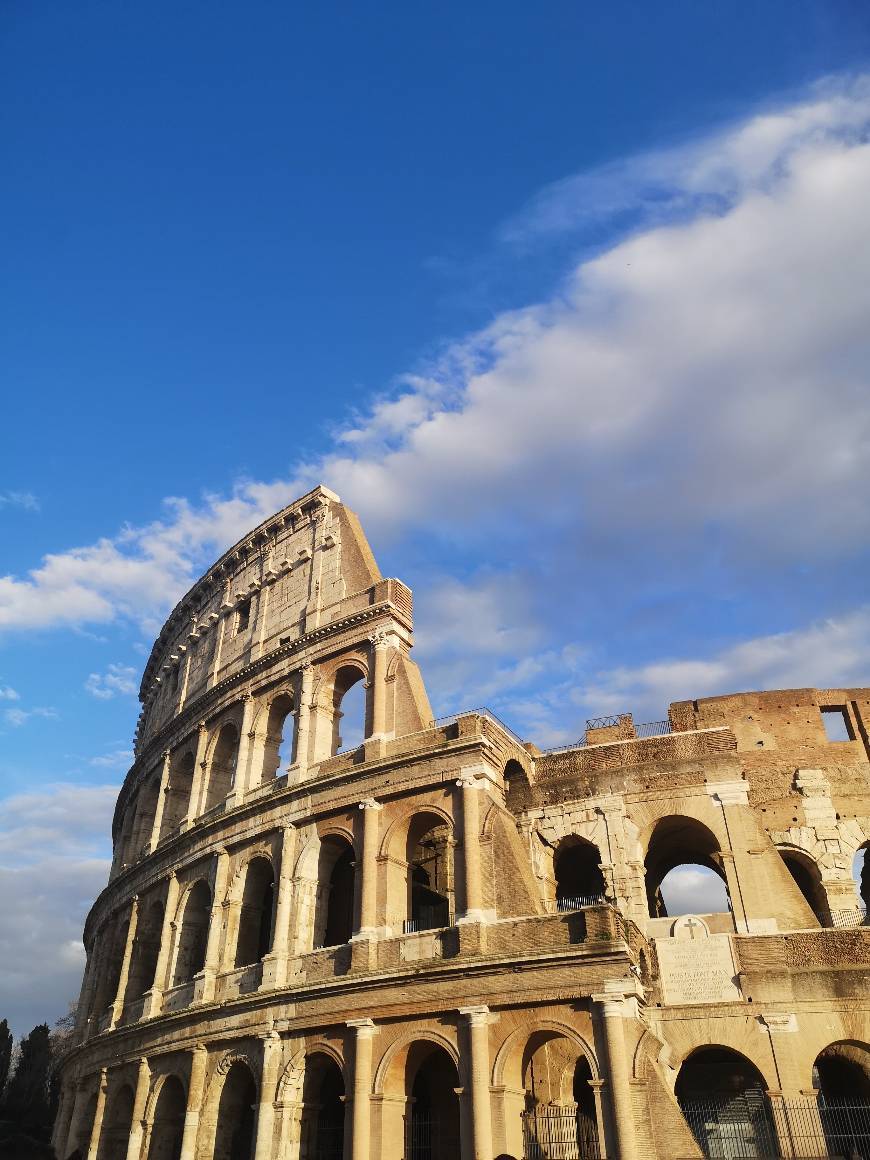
[55,489,870,1160]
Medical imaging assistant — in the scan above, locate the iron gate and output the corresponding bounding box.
[680,1094,870,1158]
[521,1104,601,1159]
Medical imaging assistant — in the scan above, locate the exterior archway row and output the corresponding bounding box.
[54,1011,609,1160]
[77,800,469,1037]
[113,647,382,876]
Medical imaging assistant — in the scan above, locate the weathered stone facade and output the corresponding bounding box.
[55,486,870,1159]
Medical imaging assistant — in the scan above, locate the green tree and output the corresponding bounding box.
[0,1019,13,1101]
[3,1023,53,1140]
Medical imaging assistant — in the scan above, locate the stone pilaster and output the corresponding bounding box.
[348,1018,377,1160]
[459,1005,493,1160]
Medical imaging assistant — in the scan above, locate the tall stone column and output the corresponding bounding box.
[109,897,140,1028]
[369,631,392,740]
[125,1056,151,1160]
[62,1079,92,1157]
[85,1068,108,1160]
[706,782,751,932]
[456,773,486,923]
[179,1045,208,1160]
[263,825,297,989]
[347,1019,377,1160]
[52,1080,76,1156]
[354,799,383,938]
[185,722,209,825]
[459,1006,493,1160]
[254,1030,283,1160]
[199,849,230,1003]
[148,750,172,851]
[592,985,639,1160]
[146,872,180,1013]
[231,693,257,801]
[291,663,314,776]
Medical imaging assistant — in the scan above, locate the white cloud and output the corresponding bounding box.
[578,605,870,721]
[3,705,57,728]
[659,866,730,917]
[85,662,139,700]
[1,76,869,680]
[0,783,117,1035]
[0,685,19,701]
[0,491,39,512]
[89,748,135,770]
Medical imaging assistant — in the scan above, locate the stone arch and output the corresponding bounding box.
[643,814,731,919]
[171,878,211,986]
[383,807,455,933]
[256,688,296,784]
[145,1071,186,1160]
[553,835,606,908]
[376,1031,463,1160]
[675,1045,778,1157]
[298,1050,346,1160]
[233,855,276,968]
[316,834,356,949]
[374,1029,463,1094]
[131,769,161,857]
[124,895,165,1006]
[329,661,369,754]
[207,1056,259,1160]
[776,845,831,926]
[493,1020,600,1089]
[814,1040,870,1100]
[203,716,242,811]
[96,1078,135,1160]
[160,749,196,839]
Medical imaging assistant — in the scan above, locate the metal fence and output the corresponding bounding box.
[299,1115,344,1160]
[680,1094,870,1158]
[554,894,606,912]
[522,1105,602,1159]
[403,904,453,933]
[829,906,868,929]
[405,1110,460,1160]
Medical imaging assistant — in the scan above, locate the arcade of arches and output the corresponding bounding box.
[55,492,870,1159]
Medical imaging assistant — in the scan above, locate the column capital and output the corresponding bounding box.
[458,1004,491,1026]
[358,798,383,811]
[347,1018,377,1037]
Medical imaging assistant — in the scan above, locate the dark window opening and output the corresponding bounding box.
[554,838,606,909]
[236,598,251,635]
[234,858,275,968]
[779,850,831,926]
[407,815,453,931]
[322,842,355,947]
[300,1054,345,1160]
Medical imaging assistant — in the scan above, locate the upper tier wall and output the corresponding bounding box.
[135,486,385,751]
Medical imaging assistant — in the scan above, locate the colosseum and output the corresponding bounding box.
[54,485,870,1160]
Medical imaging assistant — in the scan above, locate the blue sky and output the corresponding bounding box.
[2,1,870,1034]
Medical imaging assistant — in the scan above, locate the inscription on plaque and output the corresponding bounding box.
[656,916,742,1006]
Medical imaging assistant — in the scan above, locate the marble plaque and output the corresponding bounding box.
[656,919,742,1006]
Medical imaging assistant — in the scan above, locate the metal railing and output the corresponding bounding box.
[830,906,868,928]
[403,904,454,934]
[522,1105,602,1159]
[541,719,673,754]
[681,1094,870,1158]
[553,895,606,913]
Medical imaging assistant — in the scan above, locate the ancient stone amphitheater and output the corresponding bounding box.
[55,487,870,1160]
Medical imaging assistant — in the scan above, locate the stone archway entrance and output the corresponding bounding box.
[405,1044,461,1160]
[676,1046,777,1158]
[299,1052,345,1160]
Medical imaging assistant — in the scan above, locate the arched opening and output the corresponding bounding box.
[205,723,240,811]
[73,1091,98,1154]
[213,1061,257,1160]
[814,1043,870,1158]
[160,751,195,838]
[125,898,165,1007]
[93,912,131,1016]
[117,806,138,871]
[261,693,296,782]
[676,1047,776,1158]
[96,1082,135,1160]
[405,1042,461,1160]
[299,1053,345,1160]
[778,849,830,926]
[331,666,367,755]
[133,775,161,857]
[172,880,211,986]
[554,836,606,910]
[644,816,731,920]
[503,758,531,811]
[406,813,453,932]
[316,838,356,949]
[520,1031,600,1159]
[234,858,275,968]
[146,1074,186,1160]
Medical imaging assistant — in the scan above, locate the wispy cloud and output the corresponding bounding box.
[0,491,39,513]
[3,705,58,729]
[85,663,139,700]
[0,685,20,701]
[89,748,134,769]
